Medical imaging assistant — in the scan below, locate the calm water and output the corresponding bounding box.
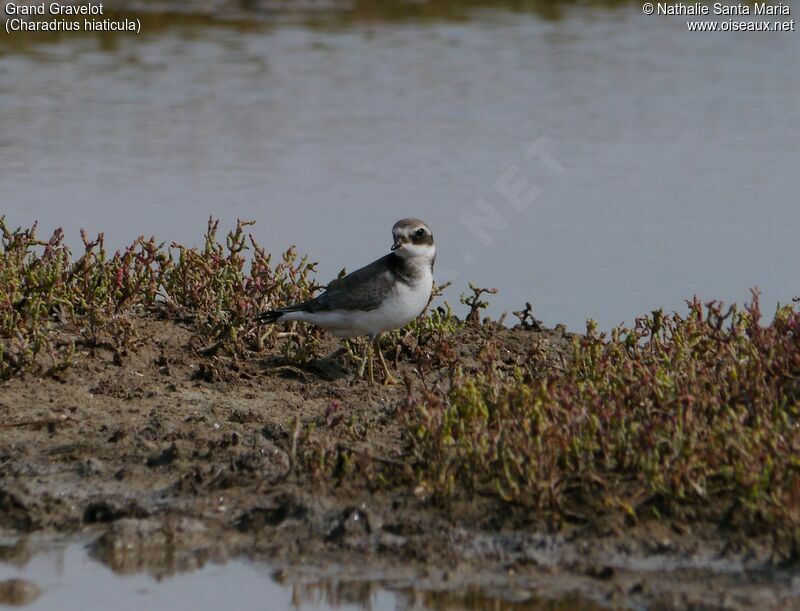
[0,539,598,610]
[0,540,398,611]
[1,3,798,330]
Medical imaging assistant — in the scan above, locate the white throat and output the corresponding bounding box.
[394,242,436,264]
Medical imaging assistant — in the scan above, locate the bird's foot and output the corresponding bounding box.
[375,343,398,386]
[381,371,398,386]
[356,339,370,379]
[367,355,375,385]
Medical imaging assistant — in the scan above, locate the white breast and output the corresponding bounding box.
[370,266,433,334]
[282,266,433,339]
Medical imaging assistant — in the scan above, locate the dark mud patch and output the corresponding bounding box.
[0,318,797,609]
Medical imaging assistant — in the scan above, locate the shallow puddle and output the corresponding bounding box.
[0,538,601,610]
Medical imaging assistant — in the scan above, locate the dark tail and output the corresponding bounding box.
[258,310,285,324]
[258,302,308,323]
[259,298,314,324]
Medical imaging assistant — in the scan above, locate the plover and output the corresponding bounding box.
[259,218,435,384]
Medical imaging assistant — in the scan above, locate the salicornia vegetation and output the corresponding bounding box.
[402,295,800,557]
[0,217,319,379]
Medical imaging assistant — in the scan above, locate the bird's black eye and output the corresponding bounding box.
[415,228,425,237]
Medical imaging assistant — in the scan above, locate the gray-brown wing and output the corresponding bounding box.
[280,255,394,314]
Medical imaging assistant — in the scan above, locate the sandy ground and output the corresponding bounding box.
[1,317,798,609]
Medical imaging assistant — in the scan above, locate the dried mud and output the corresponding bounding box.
[1,318,798,609]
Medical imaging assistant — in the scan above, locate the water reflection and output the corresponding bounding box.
[282,577,386,609]
[0,0,636,54]
[0,539,34,570]
[417,587,604,610]
[2,0,639,29]
[219,0,636,24]
[282,580,605,610]
[0,539,600,611]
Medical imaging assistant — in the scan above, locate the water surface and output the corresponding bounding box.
[0,539,598,610]
[1,3,797,329]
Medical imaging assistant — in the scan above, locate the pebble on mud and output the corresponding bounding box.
[326,507,371,542]
[83,499,150,524]
[145,442,179,467]
[0,490,35,531]
[235,494,307,531]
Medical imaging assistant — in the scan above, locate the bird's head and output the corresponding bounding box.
[390,218,435,262]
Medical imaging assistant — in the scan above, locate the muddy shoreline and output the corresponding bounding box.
[1,316,797,609]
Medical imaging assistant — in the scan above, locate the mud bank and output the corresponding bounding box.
[1,316,797,609]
